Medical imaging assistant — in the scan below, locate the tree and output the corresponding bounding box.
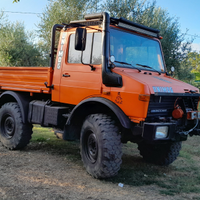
[0,13,48,66]
[178,58,195,83]
[187,52,200,71]
[186,52,200,85]
[13,0,20,2]
[38,0,99,49]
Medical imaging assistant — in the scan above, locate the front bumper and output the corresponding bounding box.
[142,122,186,142]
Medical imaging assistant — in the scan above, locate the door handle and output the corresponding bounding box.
[63,73,70,77]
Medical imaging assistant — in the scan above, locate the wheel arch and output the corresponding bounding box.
[63,97,131,140]
[0,91,31,123]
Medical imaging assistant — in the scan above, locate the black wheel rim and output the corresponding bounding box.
[1,113,15,139]
[85,131,98,164]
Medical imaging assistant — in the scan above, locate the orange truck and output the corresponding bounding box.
[0,12,200,178]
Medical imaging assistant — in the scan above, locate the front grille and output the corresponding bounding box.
[146,95,199,120]
[182,97,199,110]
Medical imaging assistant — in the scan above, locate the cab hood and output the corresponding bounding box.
[115,68,199,94]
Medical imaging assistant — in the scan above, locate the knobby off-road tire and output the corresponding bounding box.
[138,141,182,166]
[0,102,33,150]
[80,114,122,178]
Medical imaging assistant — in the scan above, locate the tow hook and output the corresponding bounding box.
[188,128,200,136]
[179,119,199,136]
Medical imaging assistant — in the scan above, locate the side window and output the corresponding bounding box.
[68,34,81,63]
[82,33,92,63]
[92,33,102,64]
[68,32,102,64]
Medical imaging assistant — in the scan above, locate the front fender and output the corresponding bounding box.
[67,97,131,129]
[63,97,131,141]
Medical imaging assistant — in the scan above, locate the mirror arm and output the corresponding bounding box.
[108,63,116,69]
[89,64,96,71]
[166,71,175,76]
[81,51,96,71]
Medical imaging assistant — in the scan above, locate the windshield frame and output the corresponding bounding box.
[109,26,166,73]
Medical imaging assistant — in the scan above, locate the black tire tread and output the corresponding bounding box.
[0,102,33,150]
[138,141,182,166]
[81,114,122,178]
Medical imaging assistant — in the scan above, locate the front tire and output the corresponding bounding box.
[80,114,122,178]
[138,141,182,165]
[0,102,33,150]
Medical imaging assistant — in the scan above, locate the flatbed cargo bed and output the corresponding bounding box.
[0,67,53,94]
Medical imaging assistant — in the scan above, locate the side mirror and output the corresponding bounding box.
[110,55,115,63]
[166,66,175,76]
[75,28,87,51]
[170,66,175,76]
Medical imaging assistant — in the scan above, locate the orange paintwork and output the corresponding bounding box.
[52,29,102,104]
[109,68,150,122]
[0,67,53,94]
[108,67,199,122]
[0,25,199,124]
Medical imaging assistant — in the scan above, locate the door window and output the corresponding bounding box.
[68,32,102,65]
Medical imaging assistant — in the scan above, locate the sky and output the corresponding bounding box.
[149,0,200,52]
[0,0,48,30]
[0,0,200,52]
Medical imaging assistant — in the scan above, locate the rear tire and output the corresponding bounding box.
[80,114,122,178]
[138,141,182,165]
[0,102,33,150]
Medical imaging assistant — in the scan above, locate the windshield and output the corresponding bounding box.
[110,28,165,72]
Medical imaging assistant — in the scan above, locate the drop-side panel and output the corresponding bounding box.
[0,67,53,94]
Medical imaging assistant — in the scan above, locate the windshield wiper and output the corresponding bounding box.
[114,61,141,72]
[136,63,161,75]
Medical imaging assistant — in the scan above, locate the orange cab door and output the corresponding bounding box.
[60,64,102,105]
[59,31,102,105]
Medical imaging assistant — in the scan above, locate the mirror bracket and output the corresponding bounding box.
[89,64,96,71]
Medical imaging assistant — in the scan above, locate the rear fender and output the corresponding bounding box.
[0,91,31,123]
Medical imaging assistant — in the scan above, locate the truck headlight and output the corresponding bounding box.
[155,126,168,139]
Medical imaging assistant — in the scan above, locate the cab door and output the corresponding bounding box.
[59,30,102,105]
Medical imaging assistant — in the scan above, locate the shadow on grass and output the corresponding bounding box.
[28,126,200,196]
[28,136,170,190]
[28,139,81,163]
[106,153,170,187]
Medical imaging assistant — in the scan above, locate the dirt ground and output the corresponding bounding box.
[0,140,197,200]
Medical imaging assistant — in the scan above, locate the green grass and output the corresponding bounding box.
[114,138,200,196]
[31,125,81,162]
[31,125,200,196]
